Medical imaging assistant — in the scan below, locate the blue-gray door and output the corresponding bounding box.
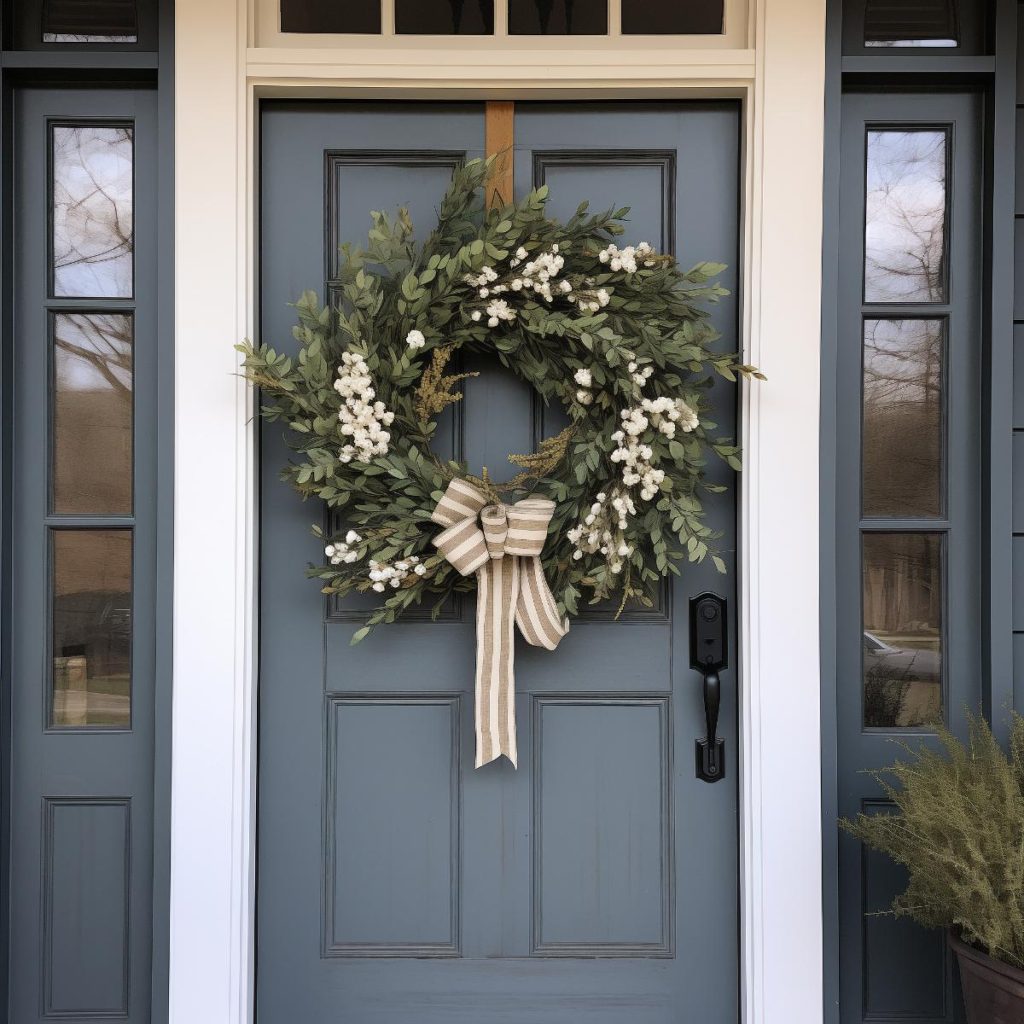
[258,101,740,1024]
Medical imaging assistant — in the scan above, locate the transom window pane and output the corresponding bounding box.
[51,529,132,728]
[862,532,943,729]
[52,124,134,298]
[864,129,948,303]
[398,0,494,33]
[509,0,607,34]
[52,313,133,515]
[42,0,138,42]
[280,0,381,32]
[621,0,724,34]
[862,318,944,518]
[864,0,958,47]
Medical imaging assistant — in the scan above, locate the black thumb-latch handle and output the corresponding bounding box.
[690,592,727,783]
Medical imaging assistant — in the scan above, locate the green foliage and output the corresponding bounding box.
[841,713,1024,969]
[237,156,758,637]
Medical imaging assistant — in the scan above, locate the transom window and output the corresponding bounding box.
[278,0,726,36]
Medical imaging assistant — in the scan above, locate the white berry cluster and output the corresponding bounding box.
[640,395,700,439]
[470,298,516,327]
[566,489,637,574]
[567,277,610,315]
[627,357,654,389]
[574,367,594,406]
[512,246,566,304]
[333,351,395,464]
[611,414,665,501]
[598,242,656,273]
[368,555,427,593]
[406,329,426,350]
[325,530,362,566]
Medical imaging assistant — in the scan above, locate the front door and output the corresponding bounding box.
[257,101,741,1023]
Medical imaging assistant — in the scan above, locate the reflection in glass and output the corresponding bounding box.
[862,533,942,729]
[864,130,947,303]
[43,33,138,41]
[864,0,957,47]
[397,0,494,33]
[53,313,133,515]
[509,0,606,34]
[52,530,132,728]
[280,0,381,33]
[52,124,134,298]
[622,0,724,34]
[863,319,943,518]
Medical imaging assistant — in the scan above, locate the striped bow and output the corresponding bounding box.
[432,478,569,768]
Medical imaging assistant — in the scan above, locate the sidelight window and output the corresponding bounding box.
[46,121,137,729]
[857,123,956,730]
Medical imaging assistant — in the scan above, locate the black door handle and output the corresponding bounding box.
[689,593,727,783]
[699,664,723,781]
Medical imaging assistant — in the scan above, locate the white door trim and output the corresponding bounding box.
[170,2,825,1021]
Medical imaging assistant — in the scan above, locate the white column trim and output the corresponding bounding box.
[170,2,826,1020]
[739,0,826,1021]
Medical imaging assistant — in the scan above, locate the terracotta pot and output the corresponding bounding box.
[949,931,1024,1024]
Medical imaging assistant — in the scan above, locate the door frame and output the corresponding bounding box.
[169,2,827,1022]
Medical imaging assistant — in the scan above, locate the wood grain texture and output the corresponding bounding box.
[485,100,515,208]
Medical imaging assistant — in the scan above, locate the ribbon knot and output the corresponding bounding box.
[432,478,569,767]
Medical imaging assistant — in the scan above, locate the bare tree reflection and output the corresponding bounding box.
[53,125,133,297]
[863,319,942,517]
[865,130,946,303]
[53,313,132,514]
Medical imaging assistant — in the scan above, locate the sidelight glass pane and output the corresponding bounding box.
[864,129,947,303]
[397,0,494,33]
[52,313,133,515]
[52,124,134,298]
[509,0,606,34]
[862,319,943,518]
[280,0,381,33]
[862,533,942,729]
[51,530,132,728]
[621,0,724,34]
[864,0,958,47]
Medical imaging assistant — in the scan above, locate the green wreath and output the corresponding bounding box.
[240,158,761,642]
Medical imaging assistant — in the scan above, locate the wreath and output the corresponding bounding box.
[240,158,761,645]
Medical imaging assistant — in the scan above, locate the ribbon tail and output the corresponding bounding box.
[474,555,520,769]
[514,555,570,651]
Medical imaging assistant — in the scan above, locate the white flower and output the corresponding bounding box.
[574,368,593,387]
[485,298,515,327]
[345,530,361,544]
[471,310,482,321]
[333,350,395,463]
[372,581,385,593]
[576,389,593,406]
[405,329,426,350]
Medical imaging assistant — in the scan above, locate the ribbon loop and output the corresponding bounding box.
[431,478,569,767]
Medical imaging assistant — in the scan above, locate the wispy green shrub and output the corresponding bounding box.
[841,713,1024,969]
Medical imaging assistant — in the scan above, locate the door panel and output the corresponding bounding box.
[258,101,740,1023]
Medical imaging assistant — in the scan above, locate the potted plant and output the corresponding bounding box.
[842,713,1024,1023]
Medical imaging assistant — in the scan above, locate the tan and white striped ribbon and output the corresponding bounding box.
[432,478,569,767]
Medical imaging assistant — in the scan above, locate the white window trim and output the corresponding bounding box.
[171,1,825,1020]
